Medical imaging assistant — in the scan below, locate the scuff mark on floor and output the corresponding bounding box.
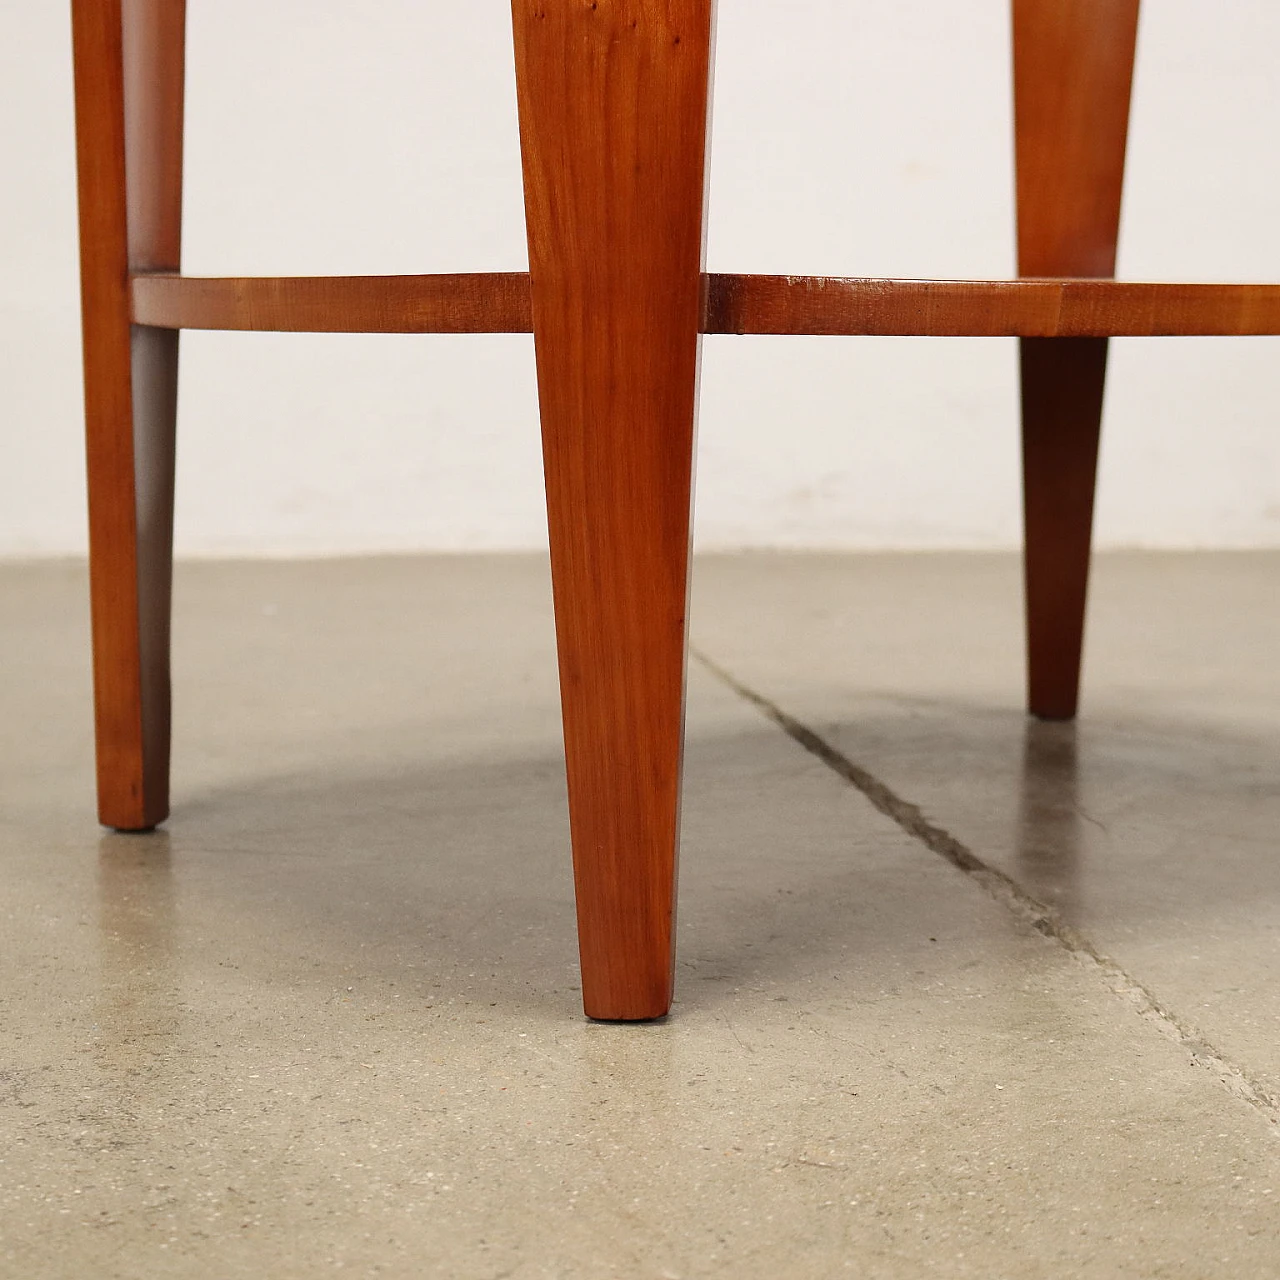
[691,645,1280,1134]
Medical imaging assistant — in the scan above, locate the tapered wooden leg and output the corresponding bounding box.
[511,0,714,1020]
[1019,336,1107,718]
[72,0,185,829]
[1013,0,1139,719]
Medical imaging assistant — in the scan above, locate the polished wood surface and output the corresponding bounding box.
[1018,336,1107,708]
[703,274,1280,337]
[1014,0,1140,721]
[72,0,185,830]
[132,271,1280,338]
[512,0,714,1020]
[131,271,533,333]
[1014,0,1139,279]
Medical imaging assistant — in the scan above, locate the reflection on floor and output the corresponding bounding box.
[2,553,1278,1278]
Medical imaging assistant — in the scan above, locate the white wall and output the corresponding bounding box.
[4,1,1279,557]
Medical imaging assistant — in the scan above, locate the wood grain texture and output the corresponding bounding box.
[131,271,534,332]
[72,0,185,830]
[512,0,714,1021]
[124,0,184,828]
[1014,0,1139,279]
[703,274,1280,337]
[132,271,1280,337]
[1015,0,1139,720]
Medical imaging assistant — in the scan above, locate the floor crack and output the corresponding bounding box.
[691,645,1280,1132]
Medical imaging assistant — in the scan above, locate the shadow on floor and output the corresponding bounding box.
[89,699,1280,1019]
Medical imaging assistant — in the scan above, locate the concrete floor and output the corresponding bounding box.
[2,552,1278,1278]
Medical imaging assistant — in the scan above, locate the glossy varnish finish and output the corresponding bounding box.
[1014,0,1140,719]
[131,271,534,333]
[511,0,714,1020]
[703,274,1280,337]
[132,270,1280,338]
[72,0,185,829]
